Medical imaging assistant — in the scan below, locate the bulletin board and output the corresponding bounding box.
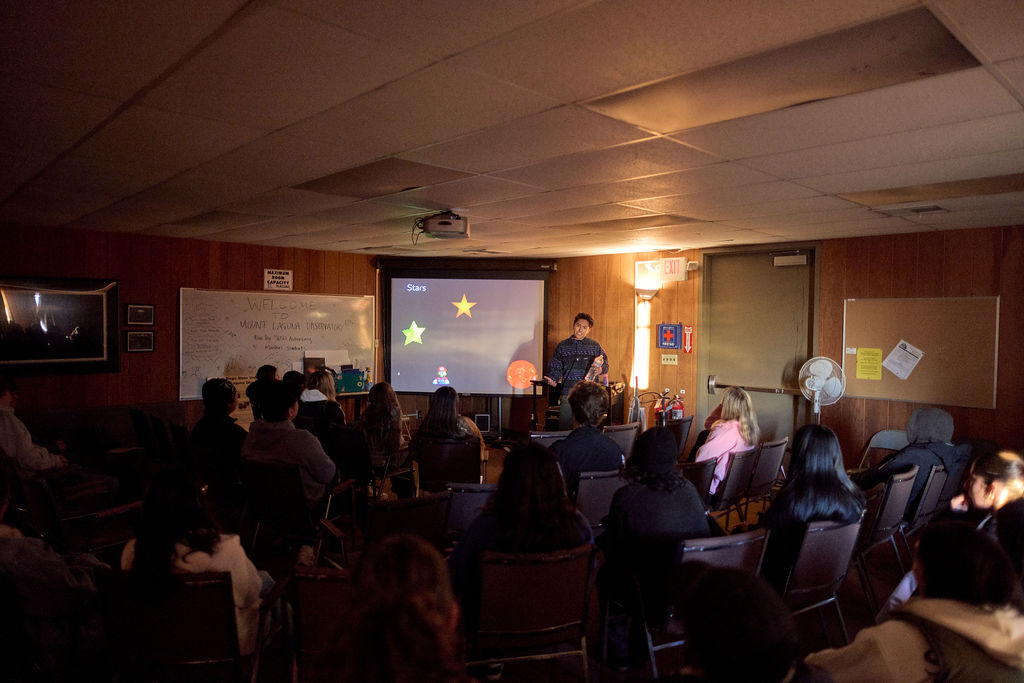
[178,288,374,400]
[842,297,998,408]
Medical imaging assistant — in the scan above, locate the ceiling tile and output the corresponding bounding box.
[399,106,650,174]
[671,68,1021,159]
[933,0,1024,62]
[297,158,471,199]
[0,184,115,226]
[743,112,1024,178]
[997,56,1024,92]
[77,197,202,232]
[447,0,918,102]
[516,204,661,227]
[196,130,377,188]
[494,138,721,190]
[155,210,275,238]
[24,155,178,200]
[284,64,560,159]
[0,153,50,200]
[729,206,877,230]
[0,76,120,159]
[799,149,1024,194]
[279,0,584,60]
[586,9,977,133]
[692,195,860,222]
[384,175,543,211]
[74,105,263,170]
[0,1,249,98]
[131,169,276,210]
[142,6,429,130]
[623,181,820,215]
[219,188,355,216]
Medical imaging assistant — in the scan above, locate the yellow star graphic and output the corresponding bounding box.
[402,320,425,345]
[451,293,477,318]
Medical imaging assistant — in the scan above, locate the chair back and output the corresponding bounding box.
[855,482,886,554]
[666,416,694,458]
[602,422,640,458]
[857,428,910,469]
[240,459,313,536]
[679,527,769,574]
[412,435,481,492]
[328,424,373,482]
[784,519,862,611]
[711,447,758,512]
[446,483,496,539]
[907,465,948,529]
[99,570,242,681]
[575,470,625,528]
[364,491,451,548]
[747,437,788,499]
[292,566,353,671]
[678,459,716,506]
[130,407,159,457]
[529,430,571,449]
[938,442,973,505]
[868,465,918,547]
[472,544,595,653]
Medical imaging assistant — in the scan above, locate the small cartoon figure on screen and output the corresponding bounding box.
[432,366,451,385]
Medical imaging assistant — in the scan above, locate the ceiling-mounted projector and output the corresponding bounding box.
[416,211,469,239]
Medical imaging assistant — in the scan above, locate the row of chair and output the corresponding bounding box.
[530,416,695,462]
[605,518,864,678]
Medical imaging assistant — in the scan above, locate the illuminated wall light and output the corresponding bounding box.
[634,260,662,300]
[632,299,651,390]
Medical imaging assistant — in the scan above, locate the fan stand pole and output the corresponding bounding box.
[812,390,822,424]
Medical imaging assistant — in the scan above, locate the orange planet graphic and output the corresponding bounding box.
[506,360,538,390]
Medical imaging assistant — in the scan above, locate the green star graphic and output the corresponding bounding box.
[402,320,425,345]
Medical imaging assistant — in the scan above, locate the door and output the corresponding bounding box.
[697,247,817,443]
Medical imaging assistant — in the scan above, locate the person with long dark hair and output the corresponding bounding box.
[806,522,1024,681]
[760,424,865,594]
[409,386,484,481]
[448,443,593,630]
[336,534,471,683]
[120,468,264,655]
[357,382,411,497]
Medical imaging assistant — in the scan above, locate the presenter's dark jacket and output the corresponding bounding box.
[546,337,608,397]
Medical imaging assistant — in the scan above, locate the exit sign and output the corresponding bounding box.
[661,257,686,282]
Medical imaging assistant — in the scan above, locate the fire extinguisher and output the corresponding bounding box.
[669,390,686,421]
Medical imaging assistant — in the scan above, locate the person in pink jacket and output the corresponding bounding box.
[695,387,760,496]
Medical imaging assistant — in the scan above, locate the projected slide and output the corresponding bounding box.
[390,277,545,395]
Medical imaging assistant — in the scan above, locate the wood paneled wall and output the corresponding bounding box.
[817,225,1024,463]
[547,249,701,451]
[8,222,1019,463]
[4,225,376,420]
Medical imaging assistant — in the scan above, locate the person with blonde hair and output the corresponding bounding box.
[695,386,760,496]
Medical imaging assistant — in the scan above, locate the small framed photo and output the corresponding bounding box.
[127,304,155,326]
[126,331,154,353]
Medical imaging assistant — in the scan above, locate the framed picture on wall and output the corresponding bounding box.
[126,331,154,353]
[126,304,155,325]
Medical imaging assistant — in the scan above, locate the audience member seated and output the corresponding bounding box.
[297,369,347,449]
[244,364,278,421]
[685,401,723,462]
[551,380,624,500]
[0,465,107,678]
[190,378,247,524]
[0,375,117,505]
[334,533,471,683]
[357,382,412,498]
[695,386,760,498]
[761,424,865,594]
[121,468,267,656]
[852,407,969,520]
[879,450,1024,618]
[409,386,484,461]
[448,442,593,638]
[598,427,713,668]
[806,522,1024,681]
[282,369,306,394]
[672,562,832,682]
[241,380,336,510]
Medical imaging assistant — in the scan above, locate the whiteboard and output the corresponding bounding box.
[179,288,374,399]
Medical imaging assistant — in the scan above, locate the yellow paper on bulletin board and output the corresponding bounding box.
[856,348,883,380]
[842,297,998,408]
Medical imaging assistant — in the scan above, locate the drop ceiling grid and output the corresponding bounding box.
[740,111,1024,179]
[797,148,1024,194]
[670,68,1021,160]
[140,5,431,130]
